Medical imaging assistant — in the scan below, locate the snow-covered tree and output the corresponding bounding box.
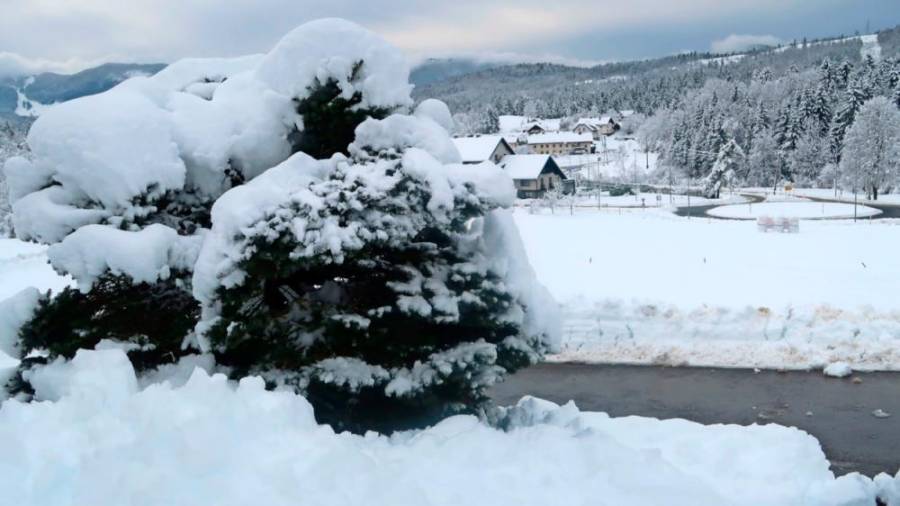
[4,19,558,433]
[839,96,900,200]
[0,121,30,236]
[789,134,829,186]
[703,138,743,198]
[746,129,782,190]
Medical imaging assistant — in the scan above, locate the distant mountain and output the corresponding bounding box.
[1,62,166,120]
[410,59,504,87]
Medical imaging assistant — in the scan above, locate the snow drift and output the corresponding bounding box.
[0,348,896,506]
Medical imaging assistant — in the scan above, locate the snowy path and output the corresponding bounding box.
[492,363,900,477]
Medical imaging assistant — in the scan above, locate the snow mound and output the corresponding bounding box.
[824,362,853,378]
[1,348,895,506]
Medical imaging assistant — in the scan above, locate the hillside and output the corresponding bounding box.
[0,62,166,119]
[413,30,897,119]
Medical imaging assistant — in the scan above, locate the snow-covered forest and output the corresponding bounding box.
[423,29,900,198]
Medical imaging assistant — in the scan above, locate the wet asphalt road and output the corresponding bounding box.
[490,363,900,477]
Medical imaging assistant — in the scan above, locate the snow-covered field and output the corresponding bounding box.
[707,201,881,219]
[0,239,72,300]
[0,347,894,506]
[514,208,900,370]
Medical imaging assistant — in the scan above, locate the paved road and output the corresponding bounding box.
[675,192,900,221]
[799,194,900,219]
[672,193,765,219]
[490,363,900,477]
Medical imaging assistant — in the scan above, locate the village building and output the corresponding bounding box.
[525,123,546,135]
[502,134,525,151]
[501,154,569,198]
[527,132,594,156]
[451,136,515,164]
[573,117,620,139]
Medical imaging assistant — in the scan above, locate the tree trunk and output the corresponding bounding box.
[872,185,878,201]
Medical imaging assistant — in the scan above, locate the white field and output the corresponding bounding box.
[514,207,900,370]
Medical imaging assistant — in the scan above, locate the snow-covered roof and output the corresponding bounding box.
[501,116,563,134]
[576,117,616,128]
[527,132,593,144]
[451,136,508,163]
[502,134,523,145]
[499,115,527,133]
[502,155,556,180]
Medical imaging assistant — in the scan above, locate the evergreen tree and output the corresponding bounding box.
[202,115,552,433]
[746,129,782,191]
[6,20,556,435]
[829,75,873,163]
[703,138,743,198]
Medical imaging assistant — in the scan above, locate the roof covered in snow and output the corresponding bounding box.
[527,132,593,145]
[500,115,563,134]
[451,136,511,163]
[501,155,564,180]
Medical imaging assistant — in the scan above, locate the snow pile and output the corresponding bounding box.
[0,348,895,506]
[824,362,853,378]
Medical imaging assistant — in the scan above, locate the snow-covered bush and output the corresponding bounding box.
[3,19,558,432]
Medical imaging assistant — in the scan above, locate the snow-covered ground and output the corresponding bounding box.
[514,208,900,370]
[0,239,72,301]
[0,347,894,506]
[557,136,659,182]
[707,201,881,220]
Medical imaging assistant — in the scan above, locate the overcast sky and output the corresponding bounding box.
[1,0,898,76]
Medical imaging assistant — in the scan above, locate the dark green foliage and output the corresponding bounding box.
[205,166,535,433]
[289,62,391,159]
[8,276,199,396]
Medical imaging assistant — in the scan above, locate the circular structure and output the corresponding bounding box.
[706,202,882,220]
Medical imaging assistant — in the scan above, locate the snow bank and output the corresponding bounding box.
[1,348,895,506]
[824,362,853,378]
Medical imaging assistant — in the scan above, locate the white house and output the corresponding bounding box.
[573,117,619,139]
[527,132,594,156]
[501,154,569,198]
[451,136,515,164]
